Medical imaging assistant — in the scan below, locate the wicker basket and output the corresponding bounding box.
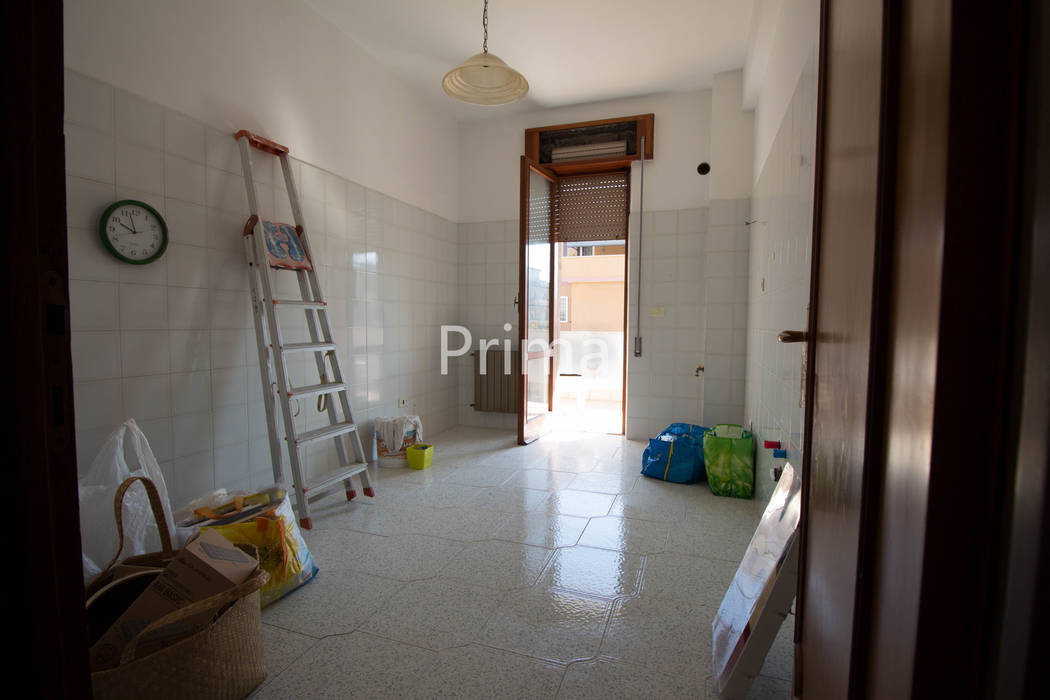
[87,476,270,700]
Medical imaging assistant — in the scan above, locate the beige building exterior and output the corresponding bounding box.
[557,249,626,333]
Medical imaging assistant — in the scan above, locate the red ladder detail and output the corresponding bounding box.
[234,130,289,156]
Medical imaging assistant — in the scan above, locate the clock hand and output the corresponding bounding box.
[118,221,136,234]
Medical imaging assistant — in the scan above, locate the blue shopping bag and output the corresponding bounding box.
[641,423,709,484]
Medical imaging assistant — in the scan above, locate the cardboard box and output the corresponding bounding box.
[89,529,257,670]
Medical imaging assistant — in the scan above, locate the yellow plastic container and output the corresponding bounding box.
[406,443,433,470]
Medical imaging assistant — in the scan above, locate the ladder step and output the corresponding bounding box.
[296,420,357,446]
[271,299,326,309]
[282,341,337,353]
[288,381,346,399]
[300,463,370,498]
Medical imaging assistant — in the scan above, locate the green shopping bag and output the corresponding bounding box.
[703,424,755,499]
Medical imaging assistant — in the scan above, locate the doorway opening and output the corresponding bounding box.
[554,239,626,434]
[519,161,631,443]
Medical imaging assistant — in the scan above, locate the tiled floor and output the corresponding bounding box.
[253,427,793,699]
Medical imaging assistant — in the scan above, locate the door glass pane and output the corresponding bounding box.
[526,357,549,421]
[526,241,551,347]
[526,170,553,349]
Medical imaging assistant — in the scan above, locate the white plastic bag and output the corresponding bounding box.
[78,419,176,583]
[375,415,423,455]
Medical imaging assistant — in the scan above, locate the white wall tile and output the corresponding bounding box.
[166,244,209,288]
[170,451,215,507]
[206,167,247,212]
[71,332,122,380]
[70,280,118,330]
[206,208,244,252]
[168,286,210,329]
[68,226,121,282]
[164,111,205,163]
[171,371,212,414]
[164,155,207,205]
[115,141,163,194]
[121,330,171,376]
[115,90,163,148]
[137,417,174,462]
[66,176,116,229]
[165,199,207,247]
[213,405,249,447]
[206,127,241,174]
[170,330,210,372]
[211,366,247,407]
[119,283,167,329]
[325,173,346,208]
[74,379,124,430]
[123,374,171,420]
[64,70,113,133]
[207,249,248,291]
[214,443,250,490]
[210,330,246,369]
[173,411,213,457]
[65,123,114,182]
[209,290,249,329]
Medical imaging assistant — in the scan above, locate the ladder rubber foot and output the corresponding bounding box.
[363,487,376,497]
[299,517,313,530]
[346,489,357,501]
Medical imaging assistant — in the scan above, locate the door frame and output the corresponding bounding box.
[518,156,559,444]
[994,3,1050,697]
[5,0,92,695]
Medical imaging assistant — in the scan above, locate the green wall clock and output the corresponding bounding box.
[98,199,168,265]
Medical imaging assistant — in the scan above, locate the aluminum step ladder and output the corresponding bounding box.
[235,129,373,530]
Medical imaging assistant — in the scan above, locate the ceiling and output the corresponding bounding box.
[303,0,756,121]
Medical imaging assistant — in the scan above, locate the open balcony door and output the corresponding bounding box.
[518,156,559,444]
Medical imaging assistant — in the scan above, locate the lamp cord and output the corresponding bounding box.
[482,0,489,53]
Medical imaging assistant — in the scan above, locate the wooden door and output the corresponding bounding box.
[518,156,559,444]
[797,0,887,695]
[800,0,1033,697]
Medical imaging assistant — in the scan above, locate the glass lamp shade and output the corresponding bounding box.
[442,52,529,105]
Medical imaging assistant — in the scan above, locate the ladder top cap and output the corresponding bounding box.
[234,130,289,156]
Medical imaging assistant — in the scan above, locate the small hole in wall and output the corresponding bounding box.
[697,162,711,175]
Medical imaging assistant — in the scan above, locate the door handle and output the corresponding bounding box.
[777,330,808,343]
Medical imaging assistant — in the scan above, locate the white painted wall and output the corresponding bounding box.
[742,0,784,109]
[747,0,820,179]
[63,0,461,222]
[458,91,713,223]
[710,70,755,200]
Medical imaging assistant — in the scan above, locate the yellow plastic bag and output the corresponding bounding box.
[203,497,317,607]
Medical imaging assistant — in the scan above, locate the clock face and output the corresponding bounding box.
[99,200,168,264]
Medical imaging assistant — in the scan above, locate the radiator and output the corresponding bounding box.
[472,349,520,413]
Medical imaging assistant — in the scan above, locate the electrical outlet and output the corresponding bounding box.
[398,398,407,407]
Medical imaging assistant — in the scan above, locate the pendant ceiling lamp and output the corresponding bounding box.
[442,0,528,106]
